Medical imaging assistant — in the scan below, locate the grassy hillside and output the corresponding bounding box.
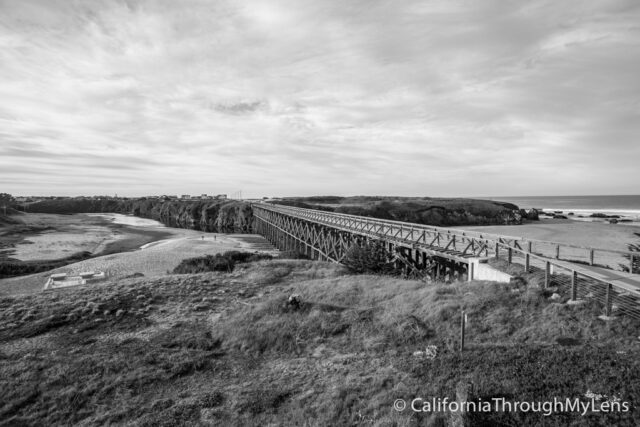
[1,259,638,426]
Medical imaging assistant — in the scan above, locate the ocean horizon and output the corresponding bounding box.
[487,195,640,222]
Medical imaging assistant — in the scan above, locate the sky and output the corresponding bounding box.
[1,0,639,198]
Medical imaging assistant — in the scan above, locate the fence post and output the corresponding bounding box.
[555,245,560,259]
[630,254,635,274]
[571,271,577,301]
[527,241,532,253]
[459,310,466,353]
[468,262,474,282]
[589,249,594,266]
[495,242,499,259]
[525,253,530,272]
[544,261,550,288]
[605,283,613,317]
[508,247,512,265]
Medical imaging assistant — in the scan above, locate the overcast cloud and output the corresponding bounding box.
[1,0,639,197]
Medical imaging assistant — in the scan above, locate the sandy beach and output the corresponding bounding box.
[0,233,277,295]
[458,218,640,269]
[1,213,175,262]
[458,218,639,252]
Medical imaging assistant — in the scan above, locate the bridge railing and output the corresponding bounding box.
[253,203,492,258]
[491,242,640,320]
[253,202,638,273]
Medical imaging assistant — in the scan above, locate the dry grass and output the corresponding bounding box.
[1,259,639,426]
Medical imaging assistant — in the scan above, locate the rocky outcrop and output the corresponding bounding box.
[518,208,539,221]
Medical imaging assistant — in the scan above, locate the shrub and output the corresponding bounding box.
[172,254,233,274]
[342,241,395,274]
[172,251,272,274]
[222,250,272,263]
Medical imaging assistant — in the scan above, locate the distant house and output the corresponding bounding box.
[215,194,227,200]
[181,195,191,199]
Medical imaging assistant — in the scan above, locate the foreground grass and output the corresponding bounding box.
[1,259,639,426]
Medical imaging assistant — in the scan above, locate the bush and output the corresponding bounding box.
[172,251,273,274]
[172,254,234,274]
[222,251,272,263]
[342,241,395,274]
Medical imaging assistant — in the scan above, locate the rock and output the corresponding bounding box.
[550,293,561,300]
[288,294,301,309]
[312,345,327,358]
[194,303,210,311]
[526,209,539,220]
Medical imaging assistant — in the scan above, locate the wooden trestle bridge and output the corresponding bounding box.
[253,203,500,281]
[251,202,640,319]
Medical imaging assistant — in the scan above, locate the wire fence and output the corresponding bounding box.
[491,243,640,321]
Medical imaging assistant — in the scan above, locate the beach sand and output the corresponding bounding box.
[458,218,640,269]
[0,233,277,295]
[458,219,639,252]
[1,213,176,261]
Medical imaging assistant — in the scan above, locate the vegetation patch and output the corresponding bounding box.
[1,259,639,425]
[172,250,272,274]
[0,251,94,279]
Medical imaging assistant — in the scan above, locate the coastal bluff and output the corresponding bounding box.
[21,198,253,233]
[20,196,525,232]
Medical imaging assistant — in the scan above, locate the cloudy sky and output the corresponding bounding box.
[1,0,639,198]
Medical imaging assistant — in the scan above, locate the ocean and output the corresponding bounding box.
[486,195,640,224]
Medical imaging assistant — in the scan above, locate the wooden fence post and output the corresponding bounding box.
[544,261,550,289]
[494,242,499,259]
[555,245,560,259]
[459,310,466,353]
[525,253,530,272]
[605,283,613,317]
[589,249,594,266]
[508,247,512,265]
[571,271,577,301]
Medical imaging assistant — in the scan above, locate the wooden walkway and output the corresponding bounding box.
[568,263,640,294]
